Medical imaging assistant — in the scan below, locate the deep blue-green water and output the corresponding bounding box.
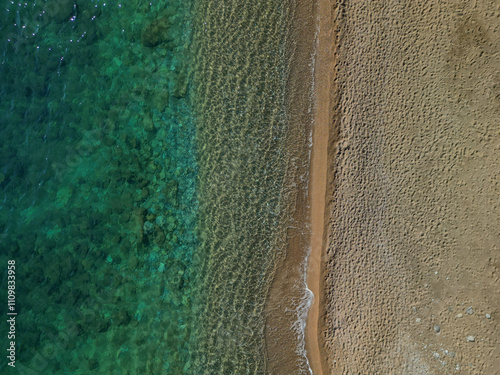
[0,0,307,373]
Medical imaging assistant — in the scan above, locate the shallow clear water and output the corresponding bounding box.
[0,0,301,373]
[189,0,296,373]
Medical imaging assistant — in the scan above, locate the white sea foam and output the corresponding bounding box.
[292,250,315,374]
[294,12,321,374]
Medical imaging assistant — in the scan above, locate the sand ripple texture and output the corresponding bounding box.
[322,0,499,374]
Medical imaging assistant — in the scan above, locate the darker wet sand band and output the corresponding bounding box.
[264,0,317,374]
[305,0,339,373]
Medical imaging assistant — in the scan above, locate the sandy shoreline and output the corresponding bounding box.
[264,0,318,373]
[304,0,338,373]
[265,0,338,373]
[271,1,499,374]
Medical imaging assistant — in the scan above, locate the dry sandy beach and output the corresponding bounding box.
[306,0,500,374]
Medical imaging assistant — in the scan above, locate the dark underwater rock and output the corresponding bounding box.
[173,70,188,98]
[141,16,172,47]
[46,0,76,23]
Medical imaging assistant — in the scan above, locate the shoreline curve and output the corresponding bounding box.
[305,0,339,373]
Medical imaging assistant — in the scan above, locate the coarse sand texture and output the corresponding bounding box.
[319,0,499,374]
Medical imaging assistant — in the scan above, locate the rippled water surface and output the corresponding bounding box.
[190,0,299,373]
[0,0,303,373]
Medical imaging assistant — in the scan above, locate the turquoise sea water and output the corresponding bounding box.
[0,0,302,373]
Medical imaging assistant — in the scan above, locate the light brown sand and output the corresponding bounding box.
[305,0,339,373]
[319,0,500,374]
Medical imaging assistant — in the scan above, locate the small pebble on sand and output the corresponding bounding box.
[456,313,463,318]
[434,325,441,333]
[466,335,475,342]
[466,307,474,315]
[486,314,491,319]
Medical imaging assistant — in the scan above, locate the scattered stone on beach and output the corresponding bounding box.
[434,325,441,333]
[445,350,456,358]
[486,314,491,319]
[466,335,475,342]
[456,313,463,318]
[466,307,475,315]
